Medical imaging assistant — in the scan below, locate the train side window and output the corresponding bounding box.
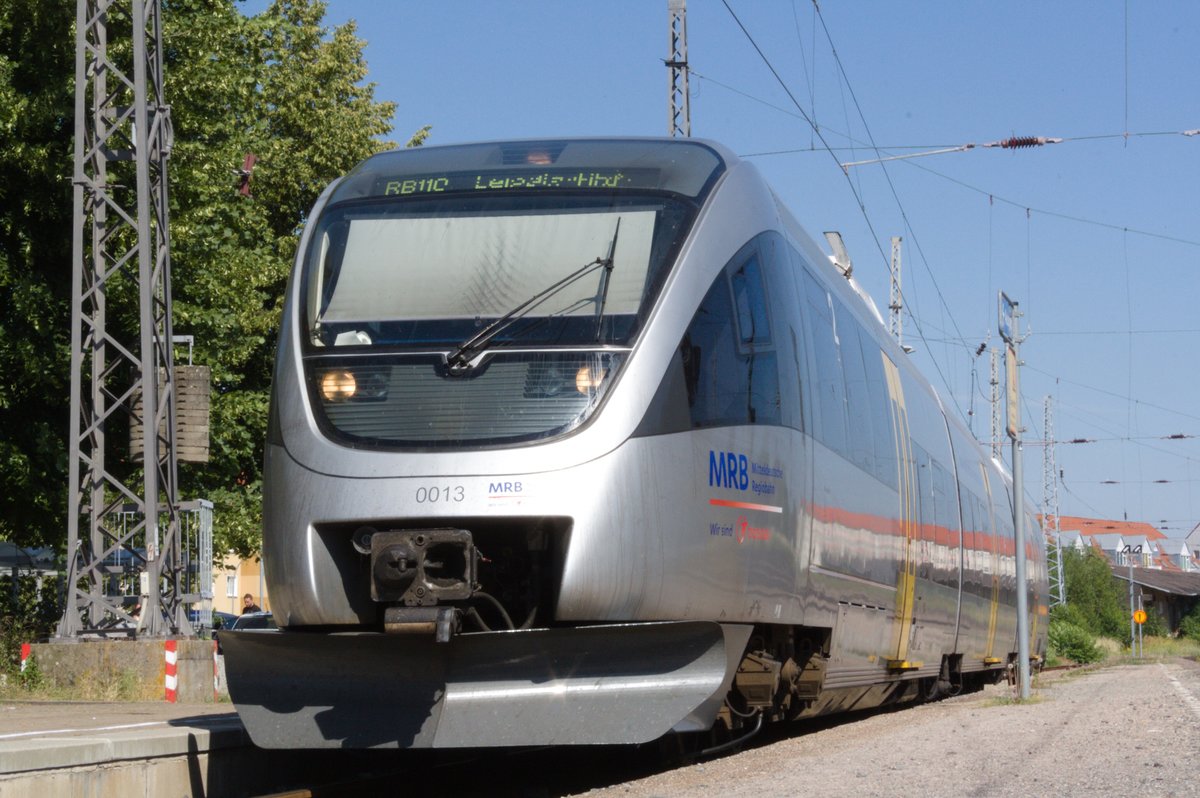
[801,269,849,457]
[862,344,899,489]
[932,460,957,541]
[835,300,875,473]
[680,236,781,428]
[730,255,771,347]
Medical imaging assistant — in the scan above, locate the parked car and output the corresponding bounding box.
[214,611,275,655]
[210,611,238,631]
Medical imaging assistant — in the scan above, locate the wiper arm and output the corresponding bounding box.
[446,220,623,372]
[593,218,621,341]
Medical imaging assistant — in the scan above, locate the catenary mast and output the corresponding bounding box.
[57,0,191,639]
[667,0,690,137]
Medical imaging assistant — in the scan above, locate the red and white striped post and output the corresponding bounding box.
[19,643,30,673]
[164,640,178,703]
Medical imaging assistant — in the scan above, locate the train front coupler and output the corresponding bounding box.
[362,527,479,642]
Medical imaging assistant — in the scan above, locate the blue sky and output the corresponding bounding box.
[265,1,1200,536]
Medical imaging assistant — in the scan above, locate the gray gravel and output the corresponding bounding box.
[573,659,1200,798]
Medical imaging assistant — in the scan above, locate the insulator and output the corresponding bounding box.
[1000,136,1042,149]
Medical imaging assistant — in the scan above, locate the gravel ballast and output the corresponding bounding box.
[574,659,1200,798]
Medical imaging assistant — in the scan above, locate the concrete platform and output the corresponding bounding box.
[0,701,413,797]
[0,702,247,797]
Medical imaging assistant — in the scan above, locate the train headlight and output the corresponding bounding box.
[575,364,607,395]
[320,370,357,402]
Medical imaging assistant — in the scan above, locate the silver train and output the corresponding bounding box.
[222,138,1048,749]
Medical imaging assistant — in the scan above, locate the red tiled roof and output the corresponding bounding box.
[1053,515,1166,540]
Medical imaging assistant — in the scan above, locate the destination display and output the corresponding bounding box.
[375,167,662,197]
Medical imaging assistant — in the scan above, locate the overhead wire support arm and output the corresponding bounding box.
[840,135,1063,171]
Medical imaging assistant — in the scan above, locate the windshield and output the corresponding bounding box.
[297,139,725,450]
[307,199,671,350]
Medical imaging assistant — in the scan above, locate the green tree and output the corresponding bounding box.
[1054,548,1129,642]
[0,0,75,549]
[0,0,418,558]
[164,0,401,557]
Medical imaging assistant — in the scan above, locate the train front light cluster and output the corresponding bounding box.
[574,364,608,395]
[318,368,388,403]
[320,370,357,402]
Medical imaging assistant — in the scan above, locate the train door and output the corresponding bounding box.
[881,356,921,670]
[978,464,1004,665]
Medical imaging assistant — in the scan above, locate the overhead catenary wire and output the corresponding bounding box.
[717,0,969,419]
[1025,364,1200,424]
[839,136,1064,170]
[690,65,1200,247]
[709,4,1197,530]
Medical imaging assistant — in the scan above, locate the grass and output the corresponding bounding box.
[1103,635,1200,666]
[1140,635,1200,659]
[0,668,162,702]
[1047,634,1200,671]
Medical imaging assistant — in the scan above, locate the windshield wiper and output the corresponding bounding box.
[592,218,620,341]
[446,220,623,373]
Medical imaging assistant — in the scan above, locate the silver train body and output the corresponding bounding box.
[222,138,1048,749]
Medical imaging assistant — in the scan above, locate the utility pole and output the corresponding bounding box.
[57,0,192,639]
[888,237,903,345]
[667,0,690,137]
[1000,292,1031,700]
[1043,396,1065,606]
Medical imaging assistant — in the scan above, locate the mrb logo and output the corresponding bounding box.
[708,450,749,491]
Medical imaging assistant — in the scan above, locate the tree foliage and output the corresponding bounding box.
[1046,618,1103,665]
[1052,548,1129,643]
[0,575,62,681]
[0,0,410,557]
[0,0,75,548]
[1180,603,1200,643]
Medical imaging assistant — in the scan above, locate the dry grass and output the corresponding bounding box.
[0,668,160,702]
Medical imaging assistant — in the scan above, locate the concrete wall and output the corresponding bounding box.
[30,640,218,703]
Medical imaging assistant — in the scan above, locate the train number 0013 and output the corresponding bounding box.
[414,485,465,503]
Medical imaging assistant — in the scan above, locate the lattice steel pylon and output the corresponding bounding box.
[56,0,192,639]
[667,0,690,137]
[1043,395,1066,606]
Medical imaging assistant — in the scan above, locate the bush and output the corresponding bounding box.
[1048,618,1104,664]
[0,574,62,684]
[1181,604,1200,643]
[1059,550,1130,643]
[1140,608,1168,638]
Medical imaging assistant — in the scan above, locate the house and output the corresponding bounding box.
[1111,564,1200,634]
[1124,535,1155,568]
[1055,530,1087,553]
[212,553,270,616]
[1089,533,1129,566]
[1055,516,1200,571]
[1186,522,1200,558]
[1157,539,1194,573]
